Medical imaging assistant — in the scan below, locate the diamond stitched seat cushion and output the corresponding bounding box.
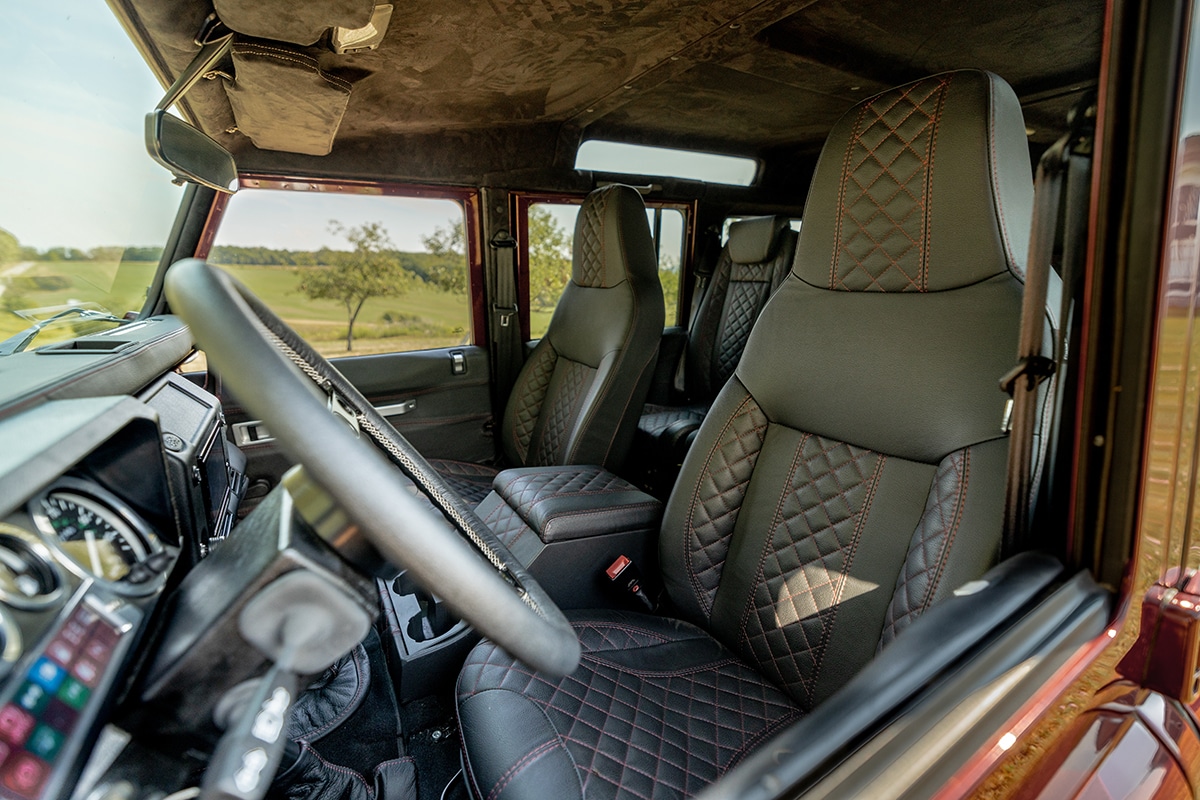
[457,611,801,800]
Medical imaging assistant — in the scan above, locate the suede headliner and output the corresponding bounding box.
[110,0,1104,192]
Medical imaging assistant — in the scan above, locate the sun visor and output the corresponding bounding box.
[213,0,375,46]
[223,43,353,156]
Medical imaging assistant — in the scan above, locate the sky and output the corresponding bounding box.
[0,2,184,251]
[215,191,467,252]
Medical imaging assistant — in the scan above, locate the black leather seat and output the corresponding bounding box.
[429,185,664,504]
[633,215,795,496]
[639,215,796,443]
[456,70,1035,799]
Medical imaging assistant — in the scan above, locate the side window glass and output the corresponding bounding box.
[526,203,576,339]
[208,187,473,357]
[649,207,685,324]
[525,200,685,338]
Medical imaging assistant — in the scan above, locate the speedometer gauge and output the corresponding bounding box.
[31,480,165,595]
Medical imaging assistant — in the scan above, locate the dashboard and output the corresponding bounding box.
[0,342,247,800]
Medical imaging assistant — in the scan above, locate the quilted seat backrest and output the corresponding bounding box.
[658,70,1036,712]
[501,185,665,470]
[685,216,797,401]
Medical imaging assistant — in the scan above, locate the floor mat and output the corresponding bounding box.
[401,694,461,800]
[309,628,404,773]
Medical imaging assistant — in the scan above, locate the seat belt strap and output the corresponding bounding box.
[673,226,722,395]
[685,226,722,332]
[489,231,521,411]
[1000,138,1069,556]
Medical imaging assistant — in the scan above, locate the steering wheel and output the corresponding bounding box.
[164,258,581,678]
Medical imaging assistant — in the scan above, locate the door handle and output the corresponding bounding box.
[375,399,417,417]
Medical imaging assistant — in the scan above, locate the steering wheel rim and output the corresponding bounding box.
[165,258,581,678]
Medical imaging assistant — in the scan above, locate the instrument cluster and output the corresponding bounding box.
[0,479,174,799]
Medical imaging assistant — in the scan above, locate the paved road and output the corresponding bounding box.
[0,261,34,300]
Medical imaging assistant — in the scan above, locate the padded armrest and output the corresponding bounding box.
[492,465,661,543]
[476,466,663,609]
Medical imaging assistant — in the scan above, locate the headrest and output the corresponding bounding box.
[728,216,788,264]
[792,70,1033,292]
[572,185,658,289]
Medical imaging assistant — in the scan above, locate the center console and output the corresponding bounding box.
[381,464,663,701]
[474,466,662,609]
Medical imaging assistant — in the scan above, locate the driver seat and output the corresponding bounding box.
[456,70,1034,799]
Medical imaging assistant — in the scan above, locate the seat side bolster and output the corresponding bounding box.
[459,689,584,800]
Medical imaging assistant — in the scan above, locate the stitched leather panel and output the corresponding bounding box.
[286,644,370,744]
[530,358,596,465]
[576,188,611,288]
[685,395,770,619]
[487,466,661,543]
[507,343,558,465]
[715,279,771,387]
[736,434,883,708]
[427,458,499,505]
[832,75,950,292]
[272,744,417,800]
[637,405,707,438]
[496,466,635,508]
[479,496,534,548]
[730,260,776,284]
[458,613,801,800]
[878,448,971,648]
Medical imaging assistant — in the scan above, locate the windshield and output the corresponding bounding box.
[0,2,184,349]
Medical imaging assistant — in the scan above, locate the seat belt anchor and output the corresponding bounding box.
[999,355,1056,396]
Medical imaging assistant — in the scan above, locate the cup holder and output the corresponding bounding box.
[391,573,459,643]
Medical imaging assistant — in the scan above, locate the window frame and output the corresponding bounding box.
[195,174,487,350]
[511,190,696,339]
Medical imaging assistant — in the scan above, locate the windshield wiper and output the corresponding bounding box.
[0,307,125,356]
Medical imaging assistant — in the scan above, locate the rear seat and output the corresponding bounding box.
[634,215,796,491]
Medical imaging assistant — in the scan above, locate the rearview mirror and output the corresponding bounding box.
[146,110,238,193]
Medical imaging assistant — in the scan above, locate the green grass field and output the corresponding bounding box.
[0,260,157,343]
[218,264,472,357]
[0,261,472,357]
[2,260,675,355]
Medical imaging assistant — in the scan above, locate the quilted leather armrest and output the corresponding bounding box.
[491,465,661,543]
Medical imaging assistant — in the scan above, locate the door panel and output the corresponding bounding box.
[220,345,494,514]
[334,345,493,460]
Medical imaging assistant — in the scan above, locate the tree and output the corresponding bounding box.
[297,221,412,351]
[421,219,468,293]
[0,228,19,267]
[528,207,572,309]
[658,255,680,319]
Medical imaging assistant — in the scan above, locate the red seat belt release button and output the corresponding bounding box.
[606,555,632,581]
[604,555,653,611]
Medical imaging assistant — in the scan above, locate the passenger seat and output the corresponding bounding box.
[634,215,796,490]
[428,184,665,505]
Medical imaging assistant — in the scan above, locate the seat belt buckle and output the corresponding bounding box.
[605,555,655,611]
[491,303,518,327]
